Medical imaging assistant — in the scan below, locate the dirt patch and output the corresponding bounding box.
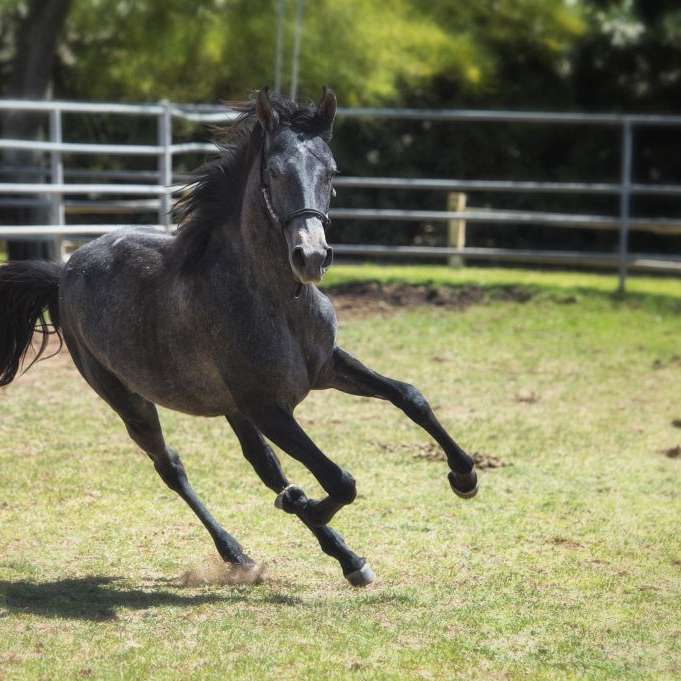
[470,452,508,469]
[652,355,681,370]
[178,554,266,587]
[671,419,681,429]
[400,441,508,469]
[661,445,681,459]
[550,537,584,549]
[326,282,532,318]
[515,391,540,404]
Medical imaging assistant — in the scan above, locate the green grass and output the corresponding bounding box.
[1,265,681,680]
[324,261,681,301]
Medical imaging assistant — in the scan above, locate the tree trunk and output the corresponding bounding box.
[2,0,72,260]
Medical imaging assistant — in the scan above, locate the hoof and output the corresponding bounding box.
[345,562,375,587]
[448,469,479,499]
[274,484,308,513]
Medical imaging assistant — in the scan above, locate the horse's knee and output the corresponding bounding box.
[399,383,431,422]
[332,471,357,505]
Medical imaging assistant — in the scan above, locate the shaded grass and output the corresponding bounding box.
[1,265,680,679]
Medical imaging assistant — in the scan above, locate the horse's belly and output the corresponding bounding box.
[138,380,236,417]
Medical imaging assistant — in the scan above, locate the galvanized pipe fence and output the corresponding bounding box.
[1,99,681,290]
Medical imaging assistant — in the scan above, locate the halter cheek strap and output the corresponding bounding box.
[260,140,332,229]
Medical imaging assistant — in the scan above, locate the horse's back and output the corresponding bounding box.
[61,229,175,345]
[63,229,171,286]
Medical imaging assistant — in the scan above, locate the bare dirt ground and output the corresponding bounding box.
[326,282,532,317]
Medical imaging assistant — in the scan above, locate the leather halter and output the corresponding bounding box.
[259,138,332,230]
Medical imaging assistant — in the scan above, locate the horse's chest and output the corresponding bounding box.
[296,327,334,377]
[277,311,335,380]
[291,299,336,366]
[238,300,335,395]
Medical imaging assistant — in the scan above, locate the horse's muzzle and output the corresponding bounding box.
[291,245,333,284]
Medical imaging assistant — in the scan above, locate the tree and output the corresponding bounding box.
[59,0,585,106]
[1,0,73,259]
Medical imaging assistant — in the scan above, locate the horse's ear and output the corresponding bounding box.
[256,87,278,133]
[318,86,337,132]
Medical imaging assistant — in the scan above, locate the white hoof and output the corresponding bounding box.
[345,563,375,587]
[274,484,304,511]
[274,490,286,510]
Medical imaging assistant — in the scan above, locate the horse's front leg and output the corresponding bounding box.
[319,346,478,498]
[226,413,374,586]
[243,405,357,527]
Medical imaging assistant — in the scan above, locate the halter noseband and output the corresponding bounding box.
[259,139,332,230]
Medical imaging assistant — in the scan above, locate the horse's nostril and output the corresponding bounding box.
[322,247,333,269]
[292,246,306,270]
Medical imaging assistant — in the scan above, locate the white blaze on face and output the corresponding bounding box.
[264,128,336,284]
[286,216,330,284]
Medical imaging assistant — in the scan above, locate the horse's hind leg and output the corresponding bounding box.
[226,413,373,586]
[320,347,478,498]
[240,404,357,528]
[67,342,254,568]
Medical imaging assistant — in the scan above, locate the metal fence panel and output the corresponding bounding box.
[2,99,681,286]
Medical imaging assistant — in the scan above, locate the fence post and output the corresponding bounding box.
[447,191,467,267]
[49,108,65,261]
[157,100,172,230]
[617,118,633,293]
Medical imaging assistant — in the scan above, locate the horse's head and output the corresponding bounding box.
[256,87,337,285]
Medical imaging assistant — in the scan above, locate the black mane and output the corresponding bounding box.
[173,93,332,268]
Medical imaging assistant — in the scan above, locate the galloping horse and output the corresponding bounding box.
[0,88,478,586]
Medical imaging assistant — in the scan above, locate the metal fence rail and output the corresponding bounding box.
[1,98,681,290]
[332,244,681,272]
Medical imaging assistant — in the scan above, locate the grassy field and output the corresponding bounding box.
[1,265,680,680]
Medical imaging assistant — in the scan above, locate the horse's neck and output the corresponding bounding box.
[226,179,299,302]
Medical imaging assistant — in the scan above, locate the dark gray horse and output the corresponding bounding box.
[0,88,477,586]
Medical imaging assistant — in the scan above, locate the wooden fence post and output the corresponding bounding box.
[447,191,467,267]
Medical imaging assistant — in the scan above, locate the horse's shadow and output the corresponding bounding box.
[0,575,413,621]
[0,575,253,621]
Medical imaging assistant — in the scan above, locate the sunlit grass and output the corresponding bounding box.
[1,265,680,679]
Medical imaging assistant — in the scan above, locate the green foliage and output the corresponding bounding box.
[56,0,586,104]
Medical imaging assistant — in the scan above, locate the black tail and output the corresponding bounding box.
[0,260,64,386]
